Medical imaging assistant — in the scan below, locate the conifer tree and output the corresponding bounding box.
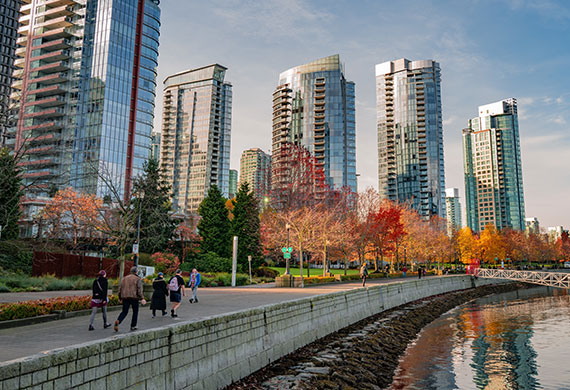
[230,182,262,269]
[198,185,231,258]
[132,159,178,254]
[0,148,23,240]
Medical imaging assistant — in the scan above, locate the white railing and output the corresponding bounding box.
[475,268,570,289]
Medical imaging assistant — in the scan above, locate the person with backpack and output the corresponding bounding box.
[168,269,185,317]
[188,268,201,303]
[150,272,169,318]
[89,270,111,331]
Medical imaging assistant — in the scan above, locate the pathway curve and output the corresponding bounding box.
[0,276,434,362]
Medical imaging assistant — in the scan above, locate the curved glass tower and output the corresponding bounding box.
[11,0,161,201]
[271,54,357,196]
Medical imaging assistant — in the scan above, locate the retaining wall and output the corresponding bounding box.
[0,276,502,390]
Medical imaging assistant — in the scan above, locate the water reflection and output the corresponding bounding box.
[390,287,570,390]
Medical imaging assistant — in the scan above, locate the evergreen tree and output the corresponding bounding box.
[0,148,23,240]
[132,159,178,254]
[230,182,262,269]
[198,185,231,258]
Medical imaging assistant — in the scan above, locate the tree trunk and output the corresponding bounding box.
[299,243,304,287]
[322,247,327,277]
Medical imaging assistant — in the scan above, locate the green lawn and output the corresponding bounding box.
[269,267,360,276]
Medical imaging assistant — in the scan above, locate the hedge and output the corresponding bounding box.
[0,295,120,321]
[303,276,336,285]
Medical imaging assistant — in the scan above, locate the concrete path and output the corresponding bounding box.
[0,276,431,362]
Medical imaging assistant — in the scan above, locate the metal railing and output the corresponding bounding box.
[475,268,570,289]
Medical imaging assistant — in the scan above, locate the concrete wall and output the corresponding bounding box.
[0,276,501,390]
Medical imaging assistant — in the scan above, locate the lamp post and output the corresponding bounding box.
[133,191,143,267]
[285,223,291,275]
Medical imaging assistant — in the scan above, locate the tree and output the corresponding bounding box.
[457,227,476,265]
[370,200,405,270]
[477,224,505,265]
[131,159,178,254]
[230,182,263,270]
[0,148,23,240]
[198,185,231,258]
[41,188,102,250]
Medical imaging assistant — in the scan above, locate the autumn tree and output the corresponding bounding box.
[41,188,102,250]
[370,200,405,271]
[457,227,477,265]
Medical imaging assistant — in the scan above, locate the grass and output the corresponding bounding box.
[269,266,360,277]
[0,274,93,293]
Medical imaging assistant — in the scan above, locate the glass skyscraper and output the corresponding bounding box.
[0,0,21,146]
[160,64,232,214]
[271,54,356,196]
[376,58,445,219]
[229,169,238,199]
[239,147,271,204]
[463,98,525,233]
[445,188,462,236]
[10,0,160,201]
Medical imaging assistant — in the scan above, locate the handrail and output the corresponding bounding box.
[474,268,570,289]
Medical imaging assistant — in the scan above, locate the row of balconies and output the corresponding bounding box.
[24,107,65,119]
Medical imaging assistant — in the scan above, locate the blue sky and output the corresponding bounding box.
[155,0,570,228]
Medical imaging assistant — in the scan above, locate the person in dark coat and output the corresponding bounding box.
[89,270,111,331]
[150,272,169,318]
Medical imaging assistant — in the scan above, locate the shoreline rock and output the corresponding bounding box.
[226,283,526,390]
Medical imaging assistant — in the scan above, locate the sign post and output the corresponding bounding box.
[248,255,252,284]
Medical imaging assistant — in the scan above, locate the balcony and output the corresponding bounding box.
[31,61,70,73]
[18,158,57,168]
[33,38,72,51]
[37,16,73,30]
[21,170,55,179]
[43,0,78,9]
[23,120,64,132]
[18,25,30,36]
[28,133,59,145]
[34,27,74,41]
[14,58,26,68]
[24,107,65,119]
[43,5,75,18]
[32,49,71,63]
[26,95,65,108]
[28,72,68,85]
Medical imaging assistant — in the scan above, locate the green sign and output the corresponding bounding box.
[282,247,293,259]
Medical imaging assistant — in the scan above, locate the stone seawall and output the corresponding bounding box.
[0,276,501,390]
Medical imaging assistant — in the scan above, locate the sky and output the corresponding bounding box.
[154,0,570,228]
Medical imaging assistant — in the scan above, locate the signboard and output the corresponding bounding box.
[132,243,139,255]
[282,247,293,259]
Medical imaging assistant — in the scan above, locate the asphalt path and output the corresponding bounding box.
[0,276,428,362]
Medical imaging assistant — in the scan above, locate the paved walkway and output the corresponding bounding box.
[0,276,430,362]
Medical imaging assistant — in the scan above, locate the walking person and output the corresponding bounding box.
[150,272,169,318]
[402,266,407,278]
[114,266,146,332]
[188,268,201,303]
[168,269,185,317]
[360,263,369,287]
[89,270,111,331]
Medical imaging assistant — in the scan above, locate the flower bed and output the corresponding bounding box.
[0,295,120,321]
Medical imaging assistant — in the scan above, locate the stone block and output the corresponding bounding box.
[88,355,100,369]
[88,378,107,390]
[32,368,48,385]
[20,356,52,375]
[77,344,101,360]
[2,377,19,390]
[76,358,89,371]
[53,375,71,390]
[41,381,54,390]
[106,371,127,390]
[20,374,32,388]
[71,372,84,388]
[0,361,20,380]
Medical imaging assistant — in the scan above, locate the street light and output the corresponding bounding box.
[285,223,291,275]
[133,190,144,267]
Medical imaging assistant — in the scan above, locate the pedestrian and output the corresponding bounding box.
[150,272,169,318]
[360,263,368,287]
[114,266,146,332]
[89,270,111,331]
[168,269,185,317]
[385,264,390,277]
[418,266,422,279]
[402,266,407,278]
[188,268,201,303]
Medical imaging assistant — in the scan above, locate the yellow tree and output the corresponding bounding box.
[477,224,506,265]
[457,227,476,264]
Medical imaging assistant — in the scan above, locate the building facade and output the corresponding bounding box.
[228,169,237,199]
[271,54,356,197]
[445,188,462,236]
[239,148,271,203]
[376,58,445,219]
[160,64,232,214]
[0,0,21,146]
[10,0,161,201]
[463,98,525,233]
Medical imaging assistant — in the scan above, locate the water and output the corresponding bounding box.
[390,287,570,390]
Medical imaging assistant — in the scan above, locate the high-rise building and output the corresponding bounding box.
[547,226,565,243]
[463,98,525,233]
[160,64,232,214]
[271,54,356,197]
[0,0,21,146]
[151,131,160,161]
[524,217,539,234]
[376,58,445,219]
[228,169,238,199]
[10,0,161,201]
[445,188,462,236]
[239,148,271,204]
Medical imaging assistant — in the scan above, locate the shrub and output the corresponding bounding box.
[303,276,336,285]
[0,240,32,274]
[253,266,280,278]
[151,252,180,274]
[185,252,233,273]
[138,253,155,267]
[0,295,120,321]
